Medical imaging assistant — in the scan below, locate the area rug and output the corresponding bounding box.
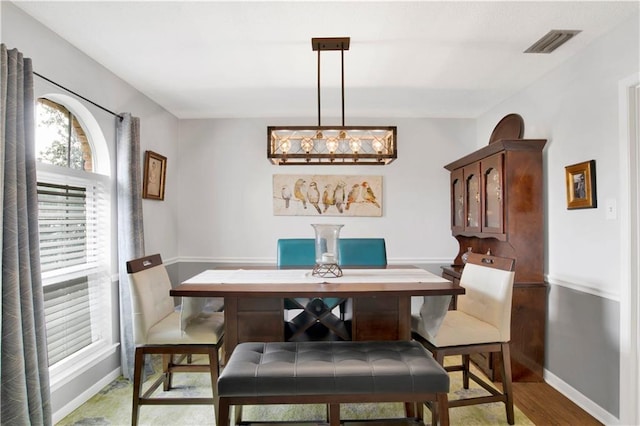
[56,356,534,425]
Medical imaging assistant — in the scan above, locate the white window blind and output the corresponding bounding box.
[37,176,109,366]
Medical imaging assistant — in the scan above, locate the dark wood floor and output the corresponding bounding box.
[512,381,603,426]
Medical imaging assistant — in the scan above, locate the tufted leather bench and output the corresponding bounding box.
[217,340,449,426]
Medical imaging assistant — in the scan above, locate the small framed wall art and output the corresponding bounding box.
[565,160,596,209]
[142,150,167,200]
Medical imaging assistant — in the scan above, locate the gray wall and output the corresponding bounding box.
[546,286,619,416]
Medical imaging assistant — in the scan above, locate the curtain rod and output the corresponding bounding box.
[34,71,123,120]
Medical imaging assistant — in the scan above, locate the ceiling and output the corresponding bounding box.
[13,1,639,120]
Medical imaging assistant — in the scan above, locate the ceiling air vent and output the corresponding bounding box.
[524,29,581,54]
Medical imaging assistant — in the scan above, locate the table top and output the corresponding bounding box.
[170,267,464,298]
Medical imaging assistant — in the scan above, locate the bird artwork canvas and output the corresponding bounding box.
[273,175,383,217]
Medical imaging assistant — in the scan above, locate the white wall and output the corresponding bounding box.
[5,0,638,422]
[477,15,638,298]
[177,117,474,264]
[2,2,180,263]
[2,3,180,420]
[477,13,640,422]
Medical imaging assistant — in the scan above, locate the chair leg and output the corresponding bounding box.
[131,348,145,426]
[434,350,445,367]
[462,354,470,389]
[404,402,415,418]
[234,405,242,425]
[162,354,173,391]
[415,400,424,421]
[208,347,220,420]
[499,343,515,425]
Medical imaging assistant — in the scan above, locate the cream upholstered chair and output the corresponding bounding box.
[126,254,224,426]
[412,253,516,425]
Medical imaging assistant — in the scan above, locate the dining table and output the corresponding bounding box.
[170,266,464,361]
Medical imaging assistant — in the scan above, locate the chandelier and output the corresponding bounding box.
[268,37,397,165]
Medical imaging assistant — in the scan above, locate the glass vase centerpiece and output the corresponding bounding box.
[311,224,343,278]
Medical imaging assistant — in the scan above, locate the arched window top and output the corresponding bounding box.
[36,98,93,171]
[35,94,110,176]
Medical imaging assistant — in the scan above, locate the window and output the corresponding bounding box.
[36,98,111,370]
[37,98,93,171]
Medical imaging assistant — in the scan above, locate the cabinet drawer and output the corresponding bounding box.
[237,311,284,342]
[237,297,282,311]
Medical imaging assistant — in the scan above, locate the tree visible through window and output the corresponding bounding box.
[37,98,92,171]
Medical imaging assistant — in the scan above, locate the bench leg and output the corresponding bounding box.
[437,393,449,426]
[328,403,340,426]
[217,398,230,426]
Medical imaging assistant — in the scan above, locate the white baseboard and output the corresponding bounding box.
[544,368,619,425]
[52,367,121,424]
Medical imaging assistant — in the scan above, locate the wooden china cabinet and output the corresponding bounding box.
[442,138,547,382]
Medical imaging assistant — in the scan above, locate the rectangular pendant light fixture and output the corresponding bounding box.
[267,37,397,165]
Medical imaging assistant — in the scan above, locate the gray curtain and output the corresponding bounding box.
[116,113,145,380]
[1,44,52,425]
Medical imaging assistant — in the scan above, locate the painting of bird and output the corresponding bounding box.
[273,175,382,217]
[294,178,307,209]
[362,181,380,208]
[307,181,322,214]
[333,181,346,213]
[281,185,291,208]
[346,184,360,210]
[322,184,334,212]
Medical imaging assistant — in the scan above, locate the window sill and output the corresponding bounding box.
[49,342,120,392]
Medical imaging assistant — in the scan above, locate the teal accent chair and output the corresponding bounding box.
[338,238,387,267]
[277,238,315,268]
[277,238,388,268]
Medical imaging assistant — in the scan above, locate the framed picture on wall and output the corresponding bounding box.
[565,160,596,209]
[142,150,167,200]
[273,174,383,217]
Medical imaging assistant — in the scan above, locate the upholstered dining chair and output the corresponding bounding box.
[126,254,224,426]
[338,238,387,267]
[276,238,316,268]
[411,252,516,425]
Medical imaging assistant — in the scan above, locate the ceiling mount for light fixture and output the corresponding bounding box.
[268,37,397,165]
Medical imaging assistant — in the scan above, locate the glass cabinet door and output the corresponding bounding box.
[451,168,464,233]
[481,153,504,234]
[463,163,481,233]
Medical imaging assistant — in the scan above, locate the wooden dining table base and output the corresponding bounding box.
[223,295,411,362]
